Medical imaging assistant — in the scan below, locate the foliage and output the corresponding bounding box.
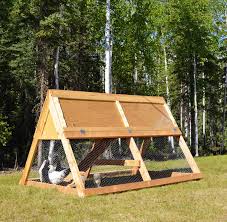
[0,115,12,148]
[0,0,226,167]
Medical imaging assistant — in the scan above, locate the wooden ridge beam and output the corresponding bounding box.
[49,90,165,104]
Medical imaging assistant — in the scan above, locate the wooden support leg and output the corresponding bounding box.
[20,93,51,185]
[78,139,114,172]
[19,137,39,185]
[61,138,85,197]
[49,96,85,197]
[179,136,200,173]
[127,138,151,181]
[131,138,151,175]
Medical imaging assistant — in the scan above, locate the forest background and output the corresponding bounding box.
[0,0,226,168]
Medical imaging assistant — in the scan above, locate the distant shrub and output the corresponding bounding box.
[0,114,12,148]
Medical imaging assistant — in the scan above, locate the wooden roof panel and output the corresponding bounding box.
[121,102,176,131]
[59,99,124,127]
[50,90,181,137]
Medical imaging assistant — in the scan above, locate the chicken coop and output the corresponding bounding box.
[19,90,202,197]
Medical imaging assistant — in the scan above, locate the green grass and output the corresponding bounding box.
[1,155,227,222]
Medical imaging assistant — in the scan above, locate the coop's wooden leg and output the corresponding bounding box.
[178,136,201,173]
[127,138,151,181]
[20,94,50,185]
[49,96,85,197]
[60,137,85,196]
[19,138,40,185]
[131,138,151,175]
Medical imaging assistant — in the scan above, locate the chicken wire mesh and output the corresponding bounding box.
[28,136,192,188]
[29,140,70,185]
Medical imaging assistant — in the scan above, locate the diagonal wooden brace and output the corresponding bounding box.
[78,139,115,172]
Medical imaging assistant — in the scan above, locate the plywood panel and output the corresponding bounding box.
[41,112,58,139]
[59,99,124,128]
[121,102,177,131]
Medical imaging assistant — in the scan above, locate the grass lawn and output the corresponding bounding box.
[0,155,227,222]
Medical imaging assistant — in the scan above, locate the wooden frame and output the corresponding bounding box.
[20,90,202,197]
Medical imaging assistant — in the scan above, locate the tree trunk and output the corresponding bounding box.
[202,72,206,148]
[180,82,183,130]
[221,65,227,153]
[105,0,112,94]
[133,54,138,83]
[37,40,49,168]
[54,46,60,89]
[163,47,175,152]
[189,96,192,147]
[104,0,113,158]
[192,53,199,156]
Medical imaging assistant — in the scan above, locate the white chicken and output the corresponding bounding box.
[93,173,102,187]
[48,164,71,185]
[38,159,50,183]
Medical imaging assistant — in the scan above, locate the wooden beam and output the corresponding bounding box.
[163,103,179,128]
[19,138,39,185]
[94,159,140,167]
[132,138,151,175]
[26,173,202,197]
[163,103,201,175]
[116,101,129,126]
[64,127,181,139]
[49,90,165,104]
[127,138,151,181]
[171,172,191,177]
[78,139,114,172]
[49,96,85,197]
[19,92,51,185]
[115,101,151,181]
[84,173,202,196]
[179,136,201,174]
[88,170,133,179]
[26,180,77,195]
[140,138,151,157]
[82,141,96,180]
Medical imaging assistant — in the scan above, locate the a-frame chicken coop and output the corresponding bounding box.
[19,90,202,197]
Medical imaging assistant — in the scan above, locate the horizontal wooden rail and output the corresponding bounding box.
[94,159,140,167]
[25,173,202,197]
[63,127,181,139]
[49,90,165,104]
[88,169,133,179]
[26,180,78,195]
[84,173,202,196]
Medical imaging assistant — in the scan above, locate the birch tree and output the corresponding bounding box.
[105,0,112,94]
